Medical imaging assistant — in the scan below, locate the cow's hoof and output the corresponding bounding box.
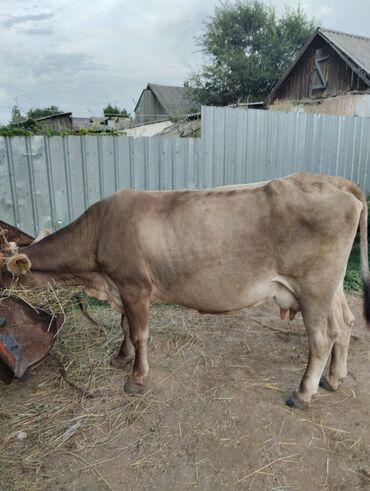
[124,376,146,395]
[319,376,336,392]
[110,354,133,369]
[285,392,309,410]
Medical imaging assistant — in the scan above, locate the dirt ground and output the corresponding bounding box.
[1,294,370,491]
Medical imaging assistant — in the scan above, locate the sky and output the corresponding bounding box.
[0,0,370,124]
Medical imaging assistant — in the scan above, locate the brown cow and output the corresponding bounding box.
[1,172,369,409]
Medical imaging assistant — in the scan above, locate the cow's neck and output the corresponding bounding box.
[21,205,99,274]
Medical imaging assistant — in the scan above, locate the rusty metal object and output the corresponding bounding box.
[0,222,60,384]
[0,296,65,384]
[0,221,101,384]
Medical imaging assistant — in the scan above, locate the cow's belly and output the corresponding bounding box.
[151,276,276,313]
[151,271,300,317]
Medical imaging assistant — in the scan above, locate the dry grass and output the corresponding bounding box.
[0,299,369,490]
[1,307,118,490]
[0,281,81,315]
[0,305,205,490]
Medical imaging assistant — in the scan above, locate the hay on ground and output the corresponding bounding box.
[0,281,82,316]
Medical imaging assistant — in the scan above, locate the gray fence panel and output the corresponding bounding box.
[173,138,186,189]
[146,136,160,190]
[188,137,201,189]
[201,106,370,192]
[201,107,214,188]
[0,138,14,227]
[101,136,116,196]
[0,138,17,228]
[163,138,175,190]
[363,118,370,192]
[84,135,101,205]
[48,137,71,229]
[117,137,132,189]
[29,136,51,234]
[11,137,35,234]
[132,138,146,189]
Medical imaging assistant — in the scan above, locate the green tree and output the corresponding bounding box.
[186,1,316,105]
[27,105,61,119]
[10,105,25,124]
[103,103,130,117]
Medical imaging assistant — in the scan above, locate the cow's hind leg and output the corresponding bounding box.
[320,291,354,391]
[287,308,337,409]
[122,296,150,394]
[110,315,135,369]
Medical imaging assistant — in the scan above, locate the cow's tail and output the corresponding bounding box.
[357,189,370,326]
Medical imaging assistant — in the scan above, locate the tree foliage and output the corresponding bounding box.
[10,105,25,124]
[27,105,61,119]
[187,1,316,105]
[103,103,130,117]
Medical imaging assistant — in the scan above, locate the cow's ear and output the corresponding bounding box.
[6,254,31,275]
[32,229,51,244]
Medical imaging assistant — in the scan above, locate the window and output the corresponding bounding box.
[311,48,329,92]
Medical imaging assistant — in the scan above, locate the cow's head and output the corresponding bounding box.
[0,228,51,279]
[0,251,32,287]
[4,253,32,276]
[0,228,34,288]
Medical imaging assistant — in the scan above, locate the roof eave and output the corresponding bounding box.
[134,85,150,113]
[318,30,370,87]
[35,112,72,121]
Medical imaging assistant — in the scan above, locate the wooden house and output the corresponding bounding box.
[33,112,72,131]
[267,28,370,116]
[134,83,199,123]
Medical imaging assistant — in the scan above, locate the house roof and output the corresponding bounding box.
[12,112,72,127]
[267,27,370,103]
[35,112,72,121]
[134,83,199,115]
[320,28,370,77]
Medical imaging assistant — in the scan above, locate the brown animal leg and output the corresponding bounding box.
[287,309,336,409]
[110,315,135,369]
[320,291,354,391]
[122,297,150,394]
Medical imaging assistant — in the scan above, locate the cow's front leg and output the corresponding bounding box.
[287,311,336,409]
[110,315,135,369]
[122,296,150,394]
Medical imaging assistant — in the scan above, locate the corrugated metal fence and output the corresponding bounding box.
[0,106,369,235]
[0,135,201,235]
[201,106,370,190]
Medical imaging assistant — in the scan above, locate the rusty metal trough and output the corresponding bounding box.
[0,221,65,384]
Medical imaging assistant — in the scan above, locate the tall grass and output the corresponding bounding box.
[344,241,362,291]
[344,197,370,292]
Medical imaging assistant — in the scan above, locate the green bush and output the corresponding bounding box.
[0,122,120,137]
[0,125,33,136]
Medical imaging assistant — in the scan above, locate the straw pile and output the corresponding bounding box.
[0,281,82,315]
[0,305,187,490]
